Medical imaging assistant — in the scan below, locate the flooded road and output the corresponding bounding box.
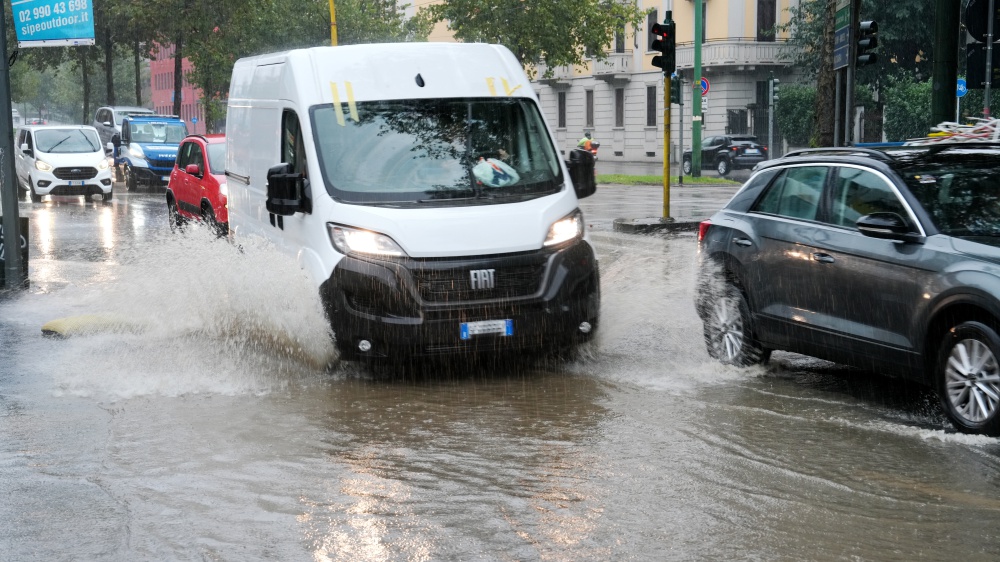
[2,191,999,561]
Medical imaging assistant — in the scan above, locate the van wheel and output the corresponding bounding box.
[682,158,693,175]
[936,321,1000,436]
[126,166,137,191]
[29,180,41,203]
[703,284,770,366]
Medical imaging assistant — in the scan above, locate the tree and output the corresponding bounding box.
[425,0,648,75]
[775,84,816,147]
[882,74,933,142]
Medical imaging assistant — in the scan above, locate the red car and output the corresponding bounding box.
[166,134,227,234]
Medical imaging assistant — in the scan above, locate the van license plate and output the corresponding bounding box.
[69,180,85,186]
[460,319,513,340]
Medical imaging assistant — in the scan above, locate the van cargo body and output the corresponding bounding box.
[226,43,600,360]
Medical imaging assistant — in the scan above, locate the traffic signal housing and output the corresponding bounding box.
[771,78,780,103]
[651,19,676,74]
[857,20,878,67]
[670,76,681,104]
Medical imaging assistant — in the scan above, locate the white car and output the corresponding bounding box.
[15,125,114,203]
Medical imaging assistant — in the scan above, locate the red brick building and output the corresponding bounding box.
[149,43,206,135]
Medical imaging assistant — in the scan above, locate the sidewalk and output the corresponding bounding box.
[580,181,742,233]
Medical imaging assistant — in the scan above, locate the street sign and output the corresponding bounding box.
[833,1,851,70]
[700,77,710,96]
[701,96,709,109]
[966,0,1000,43]
[966,43,1000,88]
[957,78,968,98]
[12,0,96,48]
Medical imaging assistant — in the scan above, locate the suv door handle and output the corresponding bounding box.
[733,238,753,247]
[811,252,835,264]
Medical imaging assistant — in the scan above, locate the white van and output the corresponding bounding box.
[226,43,600,360]
[15,125,114,203]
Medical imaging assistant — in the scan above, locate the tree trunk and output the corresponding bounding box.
[82,51,91,124]
[104,25,115,106]
[811,0,836,147]
[173,32,184,117]
[134,37,143,106]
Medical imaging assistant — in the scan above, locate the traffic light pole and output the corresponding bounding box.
[692,0,703,177]
[663,73,671,219]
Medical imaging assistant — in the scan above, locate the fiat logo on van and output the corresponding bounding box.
[469,269,496,290]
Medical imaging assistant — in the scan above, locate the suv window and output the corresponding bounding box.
[752,165,827,221]
[829,167,910,229]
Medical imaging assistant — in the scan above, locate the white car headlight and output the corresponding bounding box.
[35,159,52,172]
[98,158,110,170]
[327,223,407,257]
[129,144,145,159]
[544,209,584,247]
[218,183,228,197]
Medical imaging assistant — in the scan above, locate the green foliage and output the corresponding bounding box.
[882,75,934,142]
[426,0,649,73]
[775,84,815,147]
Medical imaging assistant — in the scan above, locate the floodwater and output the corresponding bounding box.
[2,192,999,561]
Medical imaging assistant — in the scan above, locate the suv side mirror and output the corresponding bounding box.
[266,163,312,216]
[567,148,597,199]
[856,212,924,244]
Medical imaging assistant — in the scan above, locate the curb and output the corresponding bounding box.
[612,217,702,234]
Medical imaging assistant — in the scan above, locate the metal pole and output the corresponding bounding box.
[663,73,671,219]
[987,0,995,118]
[768,75,775,155]
[692,0,703,177]
[931,0,959,124]
[834,70,842,147]
[679,78,684,185]
[846,0,859,145]
[328,0,338,46]
[1,11,24,290]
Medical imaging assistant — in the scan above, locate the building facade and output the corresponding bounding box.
[149,44,207,136]
[530,0,801,166]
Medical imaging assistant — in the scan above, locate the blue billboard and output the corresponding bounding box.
[11,0,95,48]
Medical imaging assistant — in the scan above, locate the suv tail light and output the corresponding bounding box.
[698,220,712,242]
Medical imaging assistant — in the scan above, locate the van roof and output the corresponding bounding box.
[229,42,535,104]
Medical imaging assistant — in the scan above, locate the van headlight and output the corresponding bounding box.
[327,223,407,257]
[544,209,584,247]
[98,158,110,170]
[129,144,145,159]
[35,159,52,172]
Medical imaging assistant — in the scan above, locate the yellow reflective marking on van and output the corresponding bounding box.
[330,82,346,126]
[344,82,359,122]
[486,77,521,96]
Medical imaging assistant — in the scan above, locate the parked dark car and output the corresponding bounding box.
[683,135,767,176]
[695,143,1000,436]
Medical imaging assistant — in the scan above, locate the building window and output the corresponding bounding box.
[758,0,776,42]
[615,88,625,128]
[646,86,657,127]
[702,3,708,43]
[646,10,658,52]
[615,17,626,53]
[557,91,566,128]
[585,90,594,128]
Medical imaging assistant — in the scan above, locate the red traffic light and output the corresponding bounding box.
[651,22,671,38]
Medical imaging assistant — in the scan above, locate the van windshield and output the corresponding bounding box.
[129,121,188,144]
[310,97,563,206]
[34,128,101,153]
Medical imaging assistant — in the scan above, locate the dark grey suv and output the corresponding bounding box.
[696,144,1000,436]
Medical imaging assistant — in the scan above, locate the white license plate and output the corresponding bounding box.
[68,180,85,186]
[161,176,170,182]
[460,319,514,340]
[744,148,760,155]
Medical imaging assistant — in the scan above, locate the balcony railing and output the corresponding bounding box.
[593,51,631,82]
[675,39,795,69]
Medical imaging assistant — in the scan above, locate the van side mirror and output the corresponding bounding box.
[567,148,597,199]
[266,163,311,216]
[20,143,32,157]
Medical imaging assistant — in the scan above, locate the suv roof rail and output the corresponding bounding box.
[781,147,896,162]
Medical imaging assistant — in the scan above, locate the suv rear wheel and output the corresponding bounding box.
[716,157,731,176]
[703,284,770,366]
[936,321,1000,436]
[682,158,693,175]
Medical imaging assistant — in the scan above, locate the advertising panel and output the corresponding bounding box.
[12,0,95,47]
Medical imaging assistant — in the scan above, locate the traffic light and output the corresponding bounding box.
[651,18,676,74]
[857,20,878,67]
[771,78,780,103]
[670,76,681,104]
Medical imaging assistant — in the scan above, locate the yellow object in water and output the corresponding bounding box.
[41,315,145,337]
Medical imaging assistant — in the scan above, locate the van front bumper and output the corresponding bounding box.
[319,240,600,360]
